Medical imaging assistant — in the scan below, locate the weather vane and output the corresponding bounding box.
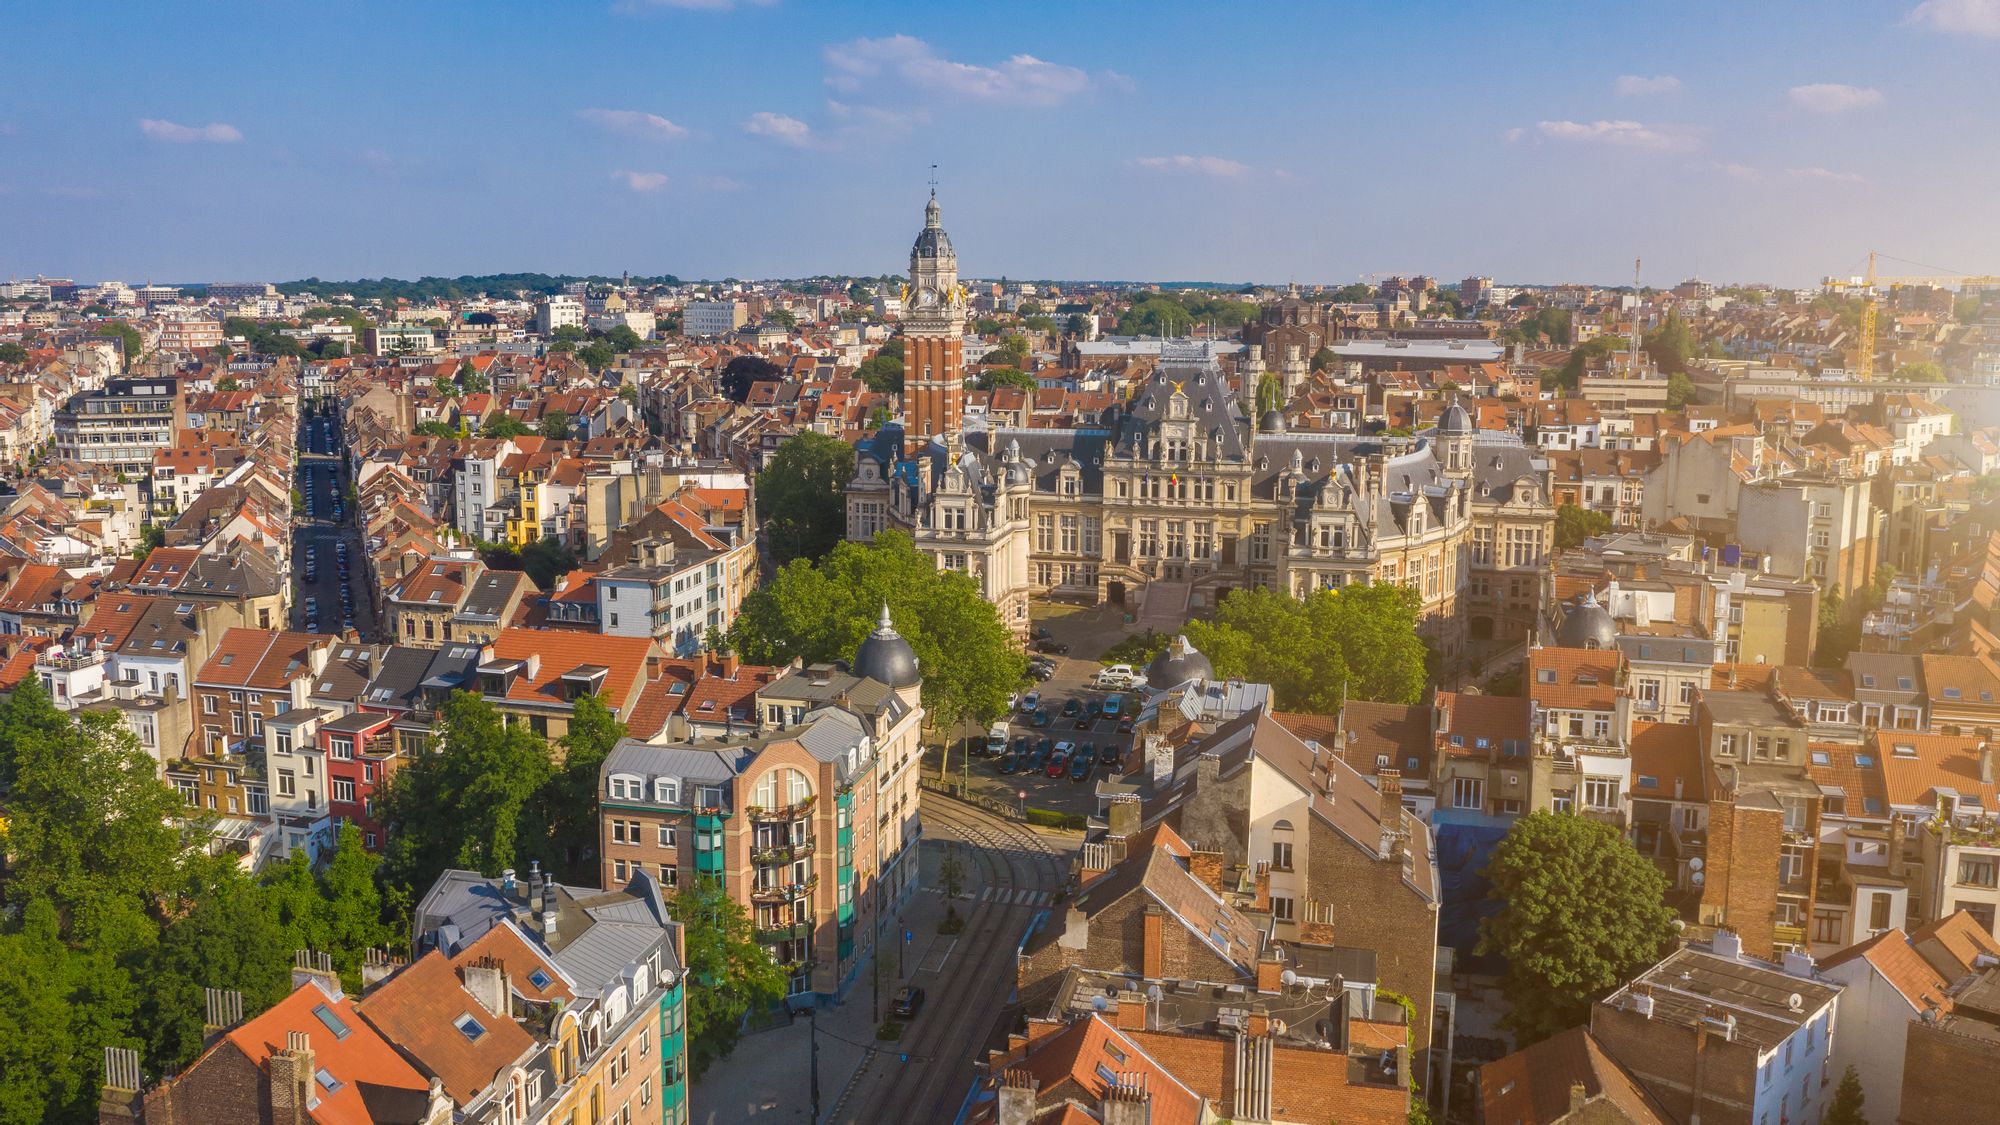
[929,163,938,196]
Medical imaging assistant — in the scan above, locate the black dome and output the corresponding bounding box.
[1555,592,1618,650]
[1146,634,1214,689]
[1259,409,1288,433]
[1439,402,1472,433]
[853,604,921,688]
[912,226,954,260]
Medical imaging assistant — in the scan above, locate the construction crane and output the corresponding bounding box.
[1823,251,2000,379]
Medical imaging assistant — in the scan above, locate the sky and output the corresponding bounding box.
[2,0,1998,288]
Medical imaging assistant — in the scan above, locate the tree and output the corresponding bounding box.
[1642,309,1695,375]
[604,324,645,352]
[756,432,856,567]
[1956,294,1986,325]
[481,413,533,439]
[764,309,796,329]
[0,341,29,363]
[315,822,400,987]
[720,354,781,402]
[1814,583,1862,668]
[1666,371,1696,409]
[1519,307,1573,346]
[454,360,490,395]
[521,537,576,591]
[1,682,193,952]
[730,531,1027,729]
[1255,372,1285,418]
[1824,1064,1868,1125]
[377,691,555,895]
[1476,812,1677,1043]
[1554,504,1612,550]
[1182,584,1429,710]
[856,352,904,394]
[668,877,788,1078]
[1310,346,1337,373]
[1064,313,1089,337]
[988,334,1030,369]
[1553,336,1624,395]
[130,523,166,562]
[576,341,616,370]
[1894,361,1945,383]
[100,322,143,370]
[1332,283,1376,303]
[414,419,459,437]
[141,853,291,1073]
[521,696,628,882]
[975,366,1036,392]
[0,897,140,1124]
[538,409,572,439]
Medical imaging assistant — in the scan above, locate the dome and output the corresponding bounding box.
[1259,409,1289,434]
[853,604,921,688]
[1146,634,1215,689]
[1439,402,1472,434]
[1555,591,1617,650]
[912,194,953,260]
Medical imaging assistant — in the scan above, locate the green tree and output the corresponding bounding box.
[1642,309,1695,375]
[1182,584,1429,709]
[1520,307,1573,346]
[482,413,534,439]
[1955,294,1986,325]
[1064,312,1089,337]
[1666,371,1696,409]
[0,341,30,363]
[1,682,193,952]
[316,822,400,987]
[0,897,140,1124]
[141,853,291,1073]
[604,324,645,351]
[1824,1064,1868,1125]
[1255,372,1285,418]
[1554,504,1612,550]
[130,523,166,562]
[1309,346,1337,373]
[377,691,555,895]
[521,537,577,591]
[856,351,904,394]
[522,696,628,882]
[1894,361,1945,383]
[1332,283,1376,303]
[756,431,856,567]
[763,310,796,329]
[576,340,616,370]
[1814,584,1862,668]
[538,409,572,439]
[1476,812,1677,1043]
[668,877,788,1078]
[730,530,1026,729]
[100,322,144,370]
[988,334,1030,369]
[719,354,782,402]
[975,366,1037,391]
[455,361,490,395]
[1553,336,1624,395]
[414,419,459,438]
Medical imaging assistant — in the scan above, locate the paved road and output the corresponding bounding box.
[829,796,1072,1125]
[291,410,377,640]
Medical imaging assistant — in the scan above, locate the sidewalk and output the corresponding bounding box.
[689,841,963,1125]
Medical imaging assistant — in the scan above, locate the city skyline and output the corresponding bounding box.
[1,1,1997,286]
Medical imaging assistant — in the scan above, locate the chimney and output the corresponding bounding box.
[528,860,544,914]
[1113,995,1149,1030]
[540,873,558,937]
[202,987,244,1040]
[1188,850,1226,895]
[501,867,516,896]
[99,1047,143,1122]
[1106,796,1141,840]
[1146,736,1173,788]
[1141,905,1165,979]
[1782,950,1816,980]
[1569,1082,1590,1115]
[292,950,341,999]
[1196,750,1221,791]
[461,957,511,1019]
[1100,1073,1151,1125]
[1257,949,1285,994]
[1232,1032,1275,1123]
[268,1031,315,1125]
[997,1071,1040,1125]
[1378,770,1406,862]
[1711,928,1743,961]
[721,650,740,680]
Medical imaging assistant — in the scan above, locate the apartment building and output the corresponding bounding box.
[51,376,184,475]
[1695,689,1821,958]
[475,627,661,739]
[383,556,533,648]
[682,300,748,338]
[534,295,586,335]
[594,533,755,657]
[597,611,925,999]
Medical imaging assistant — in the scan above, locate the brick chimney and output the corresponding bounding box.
[268,1031,315,1125]
[1100,1072,1150,1125]
[460,957,511,1019]
[1257,950,1285,994]
[1188,850,1226,895]
[721,650,740,680]
[1378,769,1406,862]
[1141,905,1164,979]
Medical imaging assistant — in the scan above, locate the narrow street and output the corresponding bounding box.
[292,405,378,640]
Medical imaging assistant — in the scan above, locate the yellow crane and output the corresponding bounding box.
[1825,251,2000,379]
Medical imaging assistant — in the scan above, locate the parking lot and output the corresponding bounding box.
[929,602,1155,819]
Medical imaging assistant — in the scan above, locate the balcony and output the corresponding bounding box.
[746,795,818,823]
[756,922,810,944]
[750,874,819,905]
[1774,924,1806,948]
[753,838,817,866]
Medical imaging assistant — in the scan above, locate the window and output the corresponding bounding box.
[313,1004,352,1040]
[1453,777,1484,810]
[1271,841,1293,871]
[277,769,296,798]
[1271,896,1295,922]
[658,824,676,847]
[332,778,355,803]
[455,1013,486,1041]
[1961,856,1999,888]
[1583,776,1619,810]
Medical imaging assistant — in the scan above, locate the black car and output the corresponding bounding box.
[1061,698,1082,717]
[892,986,926,1018]
[1069,754,1093,782]
[1030,664,1055,682]
[1011,736,1029,758]
[1030,638,1069,656]
[1099,742,1122,766]
[996,754,1018,775]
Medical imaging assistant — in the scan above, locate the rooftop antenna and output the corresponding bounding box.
[928,163,938,198]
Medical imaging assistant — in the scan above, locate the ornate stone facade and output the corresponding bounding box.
[899,192,966,438]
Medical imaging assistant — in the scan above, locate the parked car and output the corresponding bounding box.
[1019,691,1041,713]
[1031,638,1070,655]
[1061,698,1082,717]
[1094,664,1137,689]
[1030,663,1056,682]
[996,754,1018,775]
[1034,737,1054,765]
[1045,753,1069,779]
[1098,741,1122,766]
[1011,736,1029,759]
[1086,700,1104,718]
[1103,695,1123,718]
[1070,754,1093,782]
[1030,708,1052,729]
[1117,718,1135,735]
[893,985,926,1018]
[1073,713,1092,731]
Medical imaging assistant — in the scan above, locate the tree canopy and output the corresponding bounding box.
[377,691,556,894]
[1554,504,1612,550]
[1824,1064,1867,1125]
[756,431,856,568]
[720,354,782,402]
[730,530,1025,725]
[975,366,1037,392]
[1894,361,1945,383]
[481,413,534,439]
[1476,812,1677,1043]
[669,877,787,1078]
[1642,309,1695,375]
[1182,583,1430,710]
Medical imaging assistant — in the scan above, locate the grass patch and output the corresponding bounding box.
[1026,807,1088,831]
[876,1019,905,1041]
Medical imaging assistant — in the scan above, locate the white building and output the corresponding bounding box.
[535,295,586,335]
[683,300,748,338]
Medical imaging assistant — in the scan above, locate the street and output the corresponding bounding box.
[292,406,377,640]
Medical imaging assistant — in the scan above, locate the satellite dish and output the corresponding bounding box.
[1280,969,1298,987]
[1787,993,1804,1013]
[1092,996,1108,1012]
[1688,857,1704,872]
[1148,985,1164,1002]
[1690,871,1706,887]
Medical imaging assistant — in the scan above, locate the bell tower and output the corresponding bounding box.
[901,186,966,438]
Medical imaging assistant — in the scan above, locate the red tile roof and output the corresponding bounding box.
[1529,647,1622,712]
[354,951,534,1106]
[1820,928,1957,1015]
[224,981,430,1125]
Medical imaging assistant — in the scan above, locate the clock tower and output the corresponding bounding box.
[900,189,966,438]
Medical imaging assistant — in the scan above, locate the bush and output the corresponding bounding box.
[1099,630,1169,666]
[1025,808,1088,831]
[875,1019,905,1041]
[938,906,965,935]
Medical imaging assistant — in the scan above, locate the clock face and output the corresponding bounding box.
[915,286,940,308]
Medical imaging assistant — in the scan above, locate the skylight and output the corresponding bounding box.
[1811,751,1830,765]
[312,1003,352,1040]
[455,1013,486,1041]
[315,1068,343,1094]
[1855,754,1875,767]
[529,969,553,990]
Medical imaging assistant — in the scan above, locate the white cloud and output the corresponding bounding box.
[742,111,812,146]
[1615,74,1682,96]
[613,170,670,192]
[1787,83,1883,112]
[1133,154,1251,178]
[1533,119,1693,150]
[138,118,242,143]
[825,99,928,137]
[1501,127,1526,143]
[1907,0,2000,36]
[823,35,1092,108]
[576,108,689,141]
[1714,161,1763,182]
[1787,166,1868,184]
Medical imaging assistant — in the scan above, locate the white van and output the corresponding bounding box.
[1095,664,1137,689]
[986,723,1010,756]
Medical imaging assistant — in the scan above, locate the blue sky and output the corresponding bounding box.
[2,0,1996,287]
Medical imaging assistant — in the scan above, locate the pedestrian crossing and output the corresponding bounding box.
[976,886,1056,907]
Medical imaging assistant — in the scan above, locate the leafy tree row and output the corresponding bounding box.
[278,273,682,302]
[1181,583,1431,709]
